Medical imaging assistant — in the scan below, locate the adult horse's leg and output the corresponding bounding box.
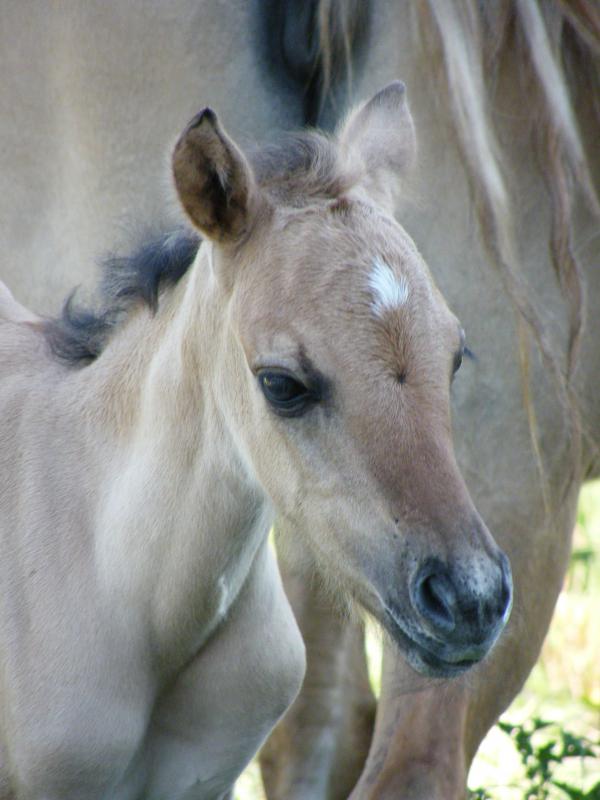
[259,544,375,800]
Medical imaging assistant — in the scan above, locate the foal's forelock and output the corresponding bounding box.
[251,131,356,205]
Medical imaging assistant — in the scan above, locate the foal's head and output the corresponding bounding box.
[172,83,512,678]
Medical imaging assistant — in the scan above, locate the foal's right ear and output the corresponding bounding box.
[172,109,257,244]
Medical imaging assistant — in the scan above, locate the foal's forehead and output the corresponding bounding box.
[271,200,412,271]
[238,200,459,376]
[267,200,437,313]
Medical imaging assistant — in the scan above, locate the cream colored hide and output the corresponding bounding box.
[0,86,510,800]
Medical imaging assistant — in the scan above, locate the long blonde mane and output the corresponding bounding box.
[420,1,599,372]
[317,0,600,496]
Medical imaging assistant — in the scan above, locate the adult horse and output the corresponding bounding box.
[0,2,598,798]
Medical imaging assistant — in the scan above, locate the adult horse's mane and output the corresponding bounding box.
[410,0,600,491]
[44,131,348,365]
[322,0,599,493]
[413,0,600,389]
[263,0,371,126]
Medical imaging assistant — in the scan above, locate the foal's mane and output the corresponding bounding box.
[44,131,346,366]
[44,230,201,365]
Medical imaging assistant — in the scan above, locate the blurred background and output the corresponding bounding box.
[235,481,600,799]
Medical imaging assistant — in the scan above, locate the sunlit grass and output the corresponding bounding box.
[235,481,600,799]
[234,762,265,800]
[469,480,600,797]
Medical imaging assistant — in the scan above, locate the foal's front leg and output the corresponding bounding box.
[140,541,305,800]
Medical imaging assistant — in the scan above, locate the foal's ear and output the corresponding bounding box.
[338,81,416,211]
[172,108,257,243]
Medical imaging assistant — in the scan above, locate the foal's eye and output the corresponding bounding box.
[258,371,314,417]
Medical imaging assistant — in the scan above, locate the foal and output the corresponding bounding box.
[0,83,510,799]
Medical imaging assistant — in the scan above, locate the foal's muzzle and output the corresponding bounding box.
[384,550,512,678]
[408,553,513,672]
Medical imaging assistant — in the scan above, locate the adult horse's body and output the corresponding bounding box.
[0,2,598,798]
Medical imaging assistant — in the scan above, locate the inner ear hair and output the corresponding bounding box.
[172,108,256,243]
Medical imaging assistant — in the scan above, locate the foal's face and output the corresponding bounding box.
[233,200,511,677]
[173,83,512,678]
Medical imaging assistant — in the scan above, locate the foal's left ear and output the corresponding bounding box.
[172,108,258,244]
[338,81,416,211]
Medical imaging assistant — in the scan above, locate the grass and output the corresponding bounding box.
[235,481,600,799]
[468,480,600,798]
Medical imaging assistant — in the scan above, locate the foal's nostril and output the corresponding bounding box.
[411,554,513,642]
[413,568,457,633]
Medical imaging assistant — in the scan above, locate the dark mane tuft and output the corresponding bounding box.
[45,229,200,366]
[261,0,371,128]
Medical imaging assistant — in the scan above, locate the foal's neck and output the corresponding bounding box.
[89,244,270,662]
